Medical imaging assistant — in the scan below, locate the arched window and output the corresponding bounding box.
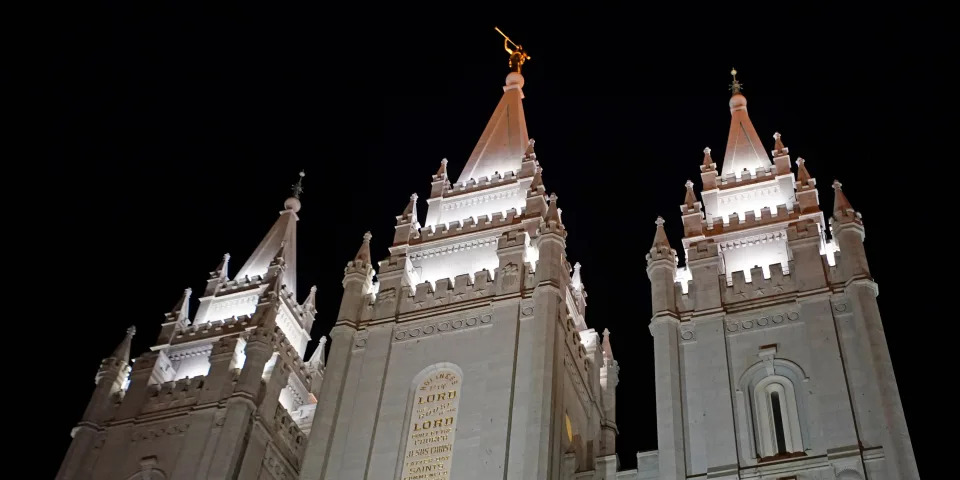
[736,357,809,463]
[753,376,803,458]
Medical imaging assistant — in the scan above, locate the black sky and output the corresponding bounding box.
[35,6,947,477]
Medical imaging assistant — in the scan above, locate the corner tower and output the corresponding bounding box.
[57,180,324,480]
[645,71,919,480]
[300,56,627,479]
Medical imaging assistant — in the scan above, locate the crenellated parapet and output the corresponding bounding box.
[722,263,797,304]
[271,404,307,467]
[703,204,798,235]
[397,268,497,314]
[445,169,520,197]
[173,314,253,344]
[412,208,524,244]
[142,375,211,413]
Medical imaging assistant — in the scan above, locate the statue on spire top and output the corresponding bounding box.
[730,68,743,94]
[496,27,531,73]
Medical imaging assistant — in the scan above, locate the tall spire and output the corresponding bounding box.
[111,326,136,363]
[455,71,530,184]
[722,69,771,177]
[235,174,302,294]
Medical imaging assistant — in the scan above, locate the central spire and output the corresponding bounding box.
[455,33,531,184]
[722,69,771,177]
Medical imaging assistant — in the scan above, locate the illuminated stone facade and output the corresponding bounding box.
[57,70,918,480]
[646,88,920,480]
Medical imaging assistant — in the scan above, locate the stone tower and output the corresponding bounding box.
[299,70,626,480]
[645,77,920,480]
[57,193,326,480]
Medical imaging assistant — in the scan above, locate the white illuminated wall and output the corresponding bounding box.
[423,182,528,228]
[720,235,790,283]
[701,176,796,223]
[409,236,500,287]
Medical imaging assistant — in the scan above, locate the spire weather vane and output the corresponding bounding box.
[291,170,305,199]
[730,67,743,94]
[495,27,531,73]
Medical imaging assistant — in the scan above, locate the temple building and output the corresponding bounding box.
[56,62,918,480]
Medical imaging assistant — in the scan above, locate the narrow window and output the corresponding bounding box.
[771,391,787,455]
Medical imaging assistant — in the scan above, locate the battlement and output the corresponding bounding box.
[272,404,307,467]
[412,208,523,245]
[704,204,798,236]
[396,268,497,314]
[446,169,520,197]
[217,274,266,294]
[722,262,796,303]
[173,315,253,344]
[716,165,778,190]
[142,375,209,413]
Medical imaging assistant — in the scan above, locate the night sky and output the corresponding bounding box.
[38,7,945,476]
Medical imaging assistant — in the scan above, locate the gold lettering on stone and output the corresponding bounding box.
[402,370,461,480]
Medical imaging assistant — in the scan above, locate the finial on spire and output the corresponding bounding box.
[730,67,743,94]
[496,27,531,74]
[435,158,448,178]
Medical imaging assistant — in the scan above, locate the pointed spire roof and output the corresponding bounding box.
[571,262,583,290]
[210,253,230,280]
[832,180,856,217]
[435,158,448,179]
[529,167,544,191]
[601,328,614,361]
[111,326,136,362]
[702,147,716,170]
[651,216,670,250]
[167,288,192,325]
[683,180,697,208]
[399,193,418,224]
[722,70,771,177]
[456,73,529,184]
[236,196,299,294]
[302,285,317,312]
[306,336,327,371]
[355,231,373,264]
[545,193,562,225]
[796,157,812,184]
[772,131,788,156]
